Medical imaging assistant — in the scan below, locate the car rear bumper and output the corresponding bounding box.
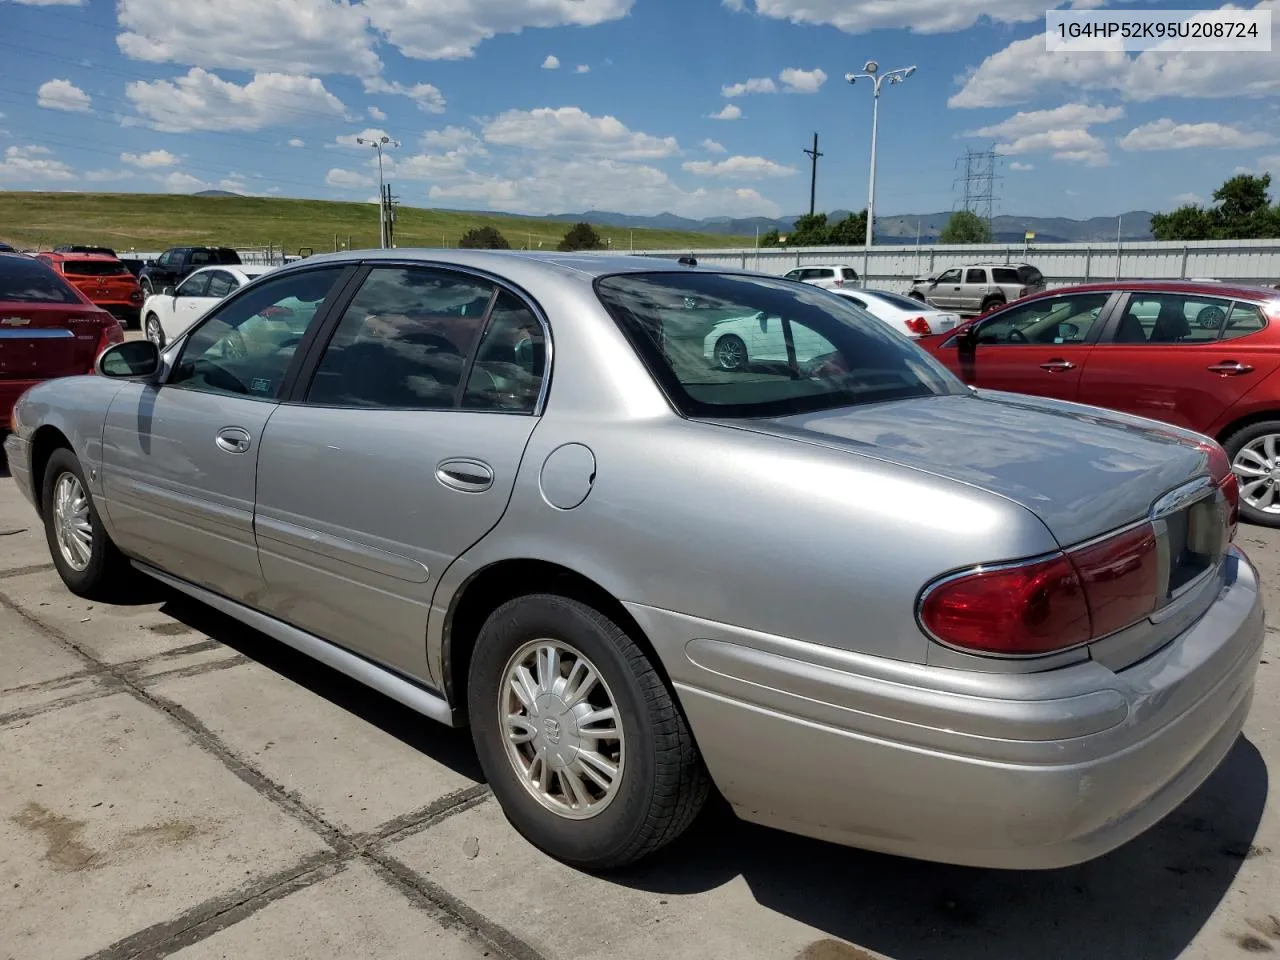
[3,429,34,508]
[631,546,1264,869]
[98,304,141,327]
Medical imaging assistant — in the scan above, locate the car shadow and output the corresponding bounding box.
[607,737,1269,960]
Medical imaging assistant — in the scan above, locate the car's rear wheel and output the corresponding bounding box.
[908,291,925,303]
[980,296,1006,314]
[144,313,166,348]
[41,448,133,600]
[713,334,748,371]
[468,594,709,870]
[1224,421,1280,527]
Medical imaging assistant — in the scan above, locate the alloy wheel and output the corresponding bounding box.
[52,472,92,572]
[1233,434,1280,514]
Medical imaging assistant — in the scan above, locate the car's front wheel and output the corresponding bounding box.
[468,594,709,870]
[144,313,166,348]
[41,448,132,600]
[713,334,748,371]
[1225,421,1280,528]
[140,277,154,298]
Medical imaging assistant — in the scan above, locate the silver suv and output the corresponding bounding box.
[784,264,859,290]
[909,263,1045,315]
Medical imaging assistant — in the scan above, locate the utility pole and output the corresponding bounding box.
[383,184,399,248]
[803,132,823,218]
[357,134,399,248]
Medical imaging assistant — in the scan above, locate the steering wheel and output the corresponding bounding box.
[1006,328,1029,344]
[1058,322,1080,341]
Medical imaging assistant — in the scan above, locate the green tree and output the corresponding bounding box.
[788,212,830,246]
[826,210,868,245]
[1149,205,1214,241]
[1151,173,1280,240]
[458,225,511,249]
[939,210,993,244]
[758,228,782,247]
[556,221,605,251]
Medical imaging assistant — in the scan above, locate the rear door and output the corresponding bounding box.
[952,290,1115,402]
[960,267,989,313]
[0,257,102,381]
[1078,291,1279,433]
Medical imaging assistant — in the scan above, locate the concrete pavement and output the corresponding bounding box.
[3,456,1280,960]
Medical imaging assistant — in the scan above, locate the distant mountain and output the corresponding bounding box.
[194,189,241,197]
[448,207,1157,244]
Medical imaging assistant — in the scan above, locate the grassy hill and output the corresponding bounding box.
[0,192,749,254]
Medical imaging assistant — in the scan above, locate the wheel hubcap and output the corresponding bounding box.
[499,640,624,820]
[52,472,92,572]
[716,339,745,370]
[1233,434,1280,514]
[147,318,161,344]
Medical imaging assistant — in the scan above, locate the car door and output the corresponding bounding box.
[99,265,351,601]
[928,268,963,309]
[960,267,989,314]
[1077,292,1279,433]
[949,291,1115,402]
[252,264,548,681]
[165,270,212,338]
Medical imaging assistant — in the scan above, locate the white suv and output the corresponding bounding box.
[784,264,859,290]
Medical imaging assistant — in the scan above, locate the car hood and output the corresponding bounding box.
[717,390,1209,547]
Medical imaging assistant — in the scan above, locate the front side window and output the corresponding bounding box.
[156,251,174,267]
[1109,294,1234,345]
[169,267,345,399]
[595,272,964,418]
[974,293,1110,345]
[936,268,961,284]
[307,266,497,409]
[176,273,211,298]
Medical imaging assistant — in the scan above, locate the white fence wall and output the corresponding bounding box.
[639,239,1280,295]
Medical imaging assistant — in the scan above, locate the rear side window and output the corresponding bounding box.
[1222,301,1267,342]
[841,268,858,280]
[0,257,81,303]
[991,268,1020,284]
[965,268,987,284]
[1110,294,1236,344]
[801,268,834,280]
[214,249,242,265]
[205,271,236,298]
[1018,266,1045,285]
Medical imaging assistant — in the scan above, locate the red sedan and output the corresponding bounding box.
[919,279,1280,526]
[0,253,124,426]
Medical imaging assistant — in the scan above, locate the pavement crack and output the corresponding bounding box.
[0,561,55,580]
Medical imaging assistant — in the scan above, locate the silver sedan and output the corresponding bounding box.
[4,250,1263,871]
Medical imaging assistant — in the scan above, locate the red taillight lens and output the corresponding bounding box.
[129,290,143,302]
[904,316,932,336]
[1198,439,1239,539]
[833,279,844,287]
[920,554,1091,655]
[1069,523,1159,638]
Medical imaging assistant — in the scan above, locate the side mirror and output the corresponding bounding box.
[163,286,175,296]
[96,340,160,379]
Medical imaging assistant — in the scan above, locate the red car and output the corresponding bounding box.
[36,251,144,329]
[0,253,124,425]
[919,279,1280,526]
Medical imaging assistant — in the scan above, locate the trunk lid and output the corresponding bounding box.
[720,389,1209,548]
[61,260,140,304]
[0,302,108,380]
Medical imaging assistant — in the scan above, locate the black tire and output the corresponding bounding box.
[908,291,925,303]
[41,448,133,600]
[468,594,709,870]
[144,313,166,348]
[713,334,748,371]
[140,277,154,298]
[1223,421,1280,528]
[980,296,1006,314]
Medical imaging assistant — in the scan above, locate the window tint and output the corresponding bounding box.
[169,267,343,399]
[462,291,547,413]
[936,269,961,284]
[62,260,128,277]
[307,266,496,409]
[1018,266,1044,285]
[991,268,1019,284]
[975,293,1110,345]
[1222,302,1267,342]
[1109,294,1234,345]
[189,250,214,267]
[841,268,858,280]
[0,257,80,303]
[965,268,987,284]
[177,273,211,298]
[871,290,929,311]
[838,294,867,308]
[595,272,964,419]
[800,268,833,280]
[205,271,235,299]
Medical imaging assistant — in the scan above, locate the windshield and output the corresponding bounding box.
[595,271,965,419]
[0,257,82,304]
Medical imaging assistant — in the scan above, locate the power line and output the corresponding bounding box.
[953,145,1001,227]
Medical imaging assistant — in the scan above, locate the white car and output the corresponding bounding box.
[830,288,961,338]
[141,264,277,346]
[701,310,839,371]
[783,264,859,290]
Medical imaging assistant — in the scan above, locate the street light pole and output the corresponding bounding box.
[357,134,400,248]
[846,62,916,289]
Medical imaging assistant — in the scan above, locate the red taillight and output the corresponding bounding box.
[1199,439,1239,539]
[833,279,844,287]
[904,316,932,336]
[1069,523,1159,638]
[129,289,143,302]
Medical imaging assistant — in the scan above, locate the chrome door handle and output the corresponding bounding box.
[1039,359,1075,372]
[215,426,252,454]
[1207,360,1254,376]
[436,458,494,493]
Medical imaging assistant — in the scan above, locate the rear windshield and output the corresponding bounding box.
[0,257,81,303]
[62,260,129,277]
[595,272,964,418]
[870,290,930,311]
[1017,265,1044,284]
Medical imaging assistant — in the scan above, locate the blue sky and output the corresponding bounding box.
[0,0,1277,221]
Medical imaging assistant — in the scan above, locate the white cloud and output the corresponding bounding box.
[542,54,561,69]
[1171,192,1203,205]
[120,149,180,168]
[288,137,306,147]
[336,127,392,147]
[779,67,826,93]
[727,0,1106,34]
[0,145,75,182]
[84,169,135,182]
[951,1,1280,108]
[999,128,1110,166]
[1118,119,1276,151]
[37,79,91,112]
[964,103,1124,138]
[359,0,632,61]
[326,167,375,189]
[361,77,446,113]
[126,68,347,132]
[723,77,776,97]
[481,106,678,159]
[386,149,472,179]
[682,155,798,179]
[710,104,743,120]
[159,170,211,192]
[1009,161,1034,171]
[1259,154,1280,173]
[422,125,482,150]
[702,138,726,153]
[368,105,387,121]
[575,64,590,73]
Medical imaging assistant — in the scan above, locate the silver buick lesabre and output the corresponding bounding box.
[4,250,1262,871]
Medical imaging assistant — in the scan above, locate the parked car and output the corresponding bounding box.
[137,246,241,297]
[918,280,1280,526]
[0,242,14,253]
[909,263,1045,315]
[830,288,961,338]
[141,264,277,347]
[36,251,144,329]
[5,252,1259,875]
[783,264,859,289]
[53,245,118,258]
[0,252,124,425]
[118,257,147,279]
